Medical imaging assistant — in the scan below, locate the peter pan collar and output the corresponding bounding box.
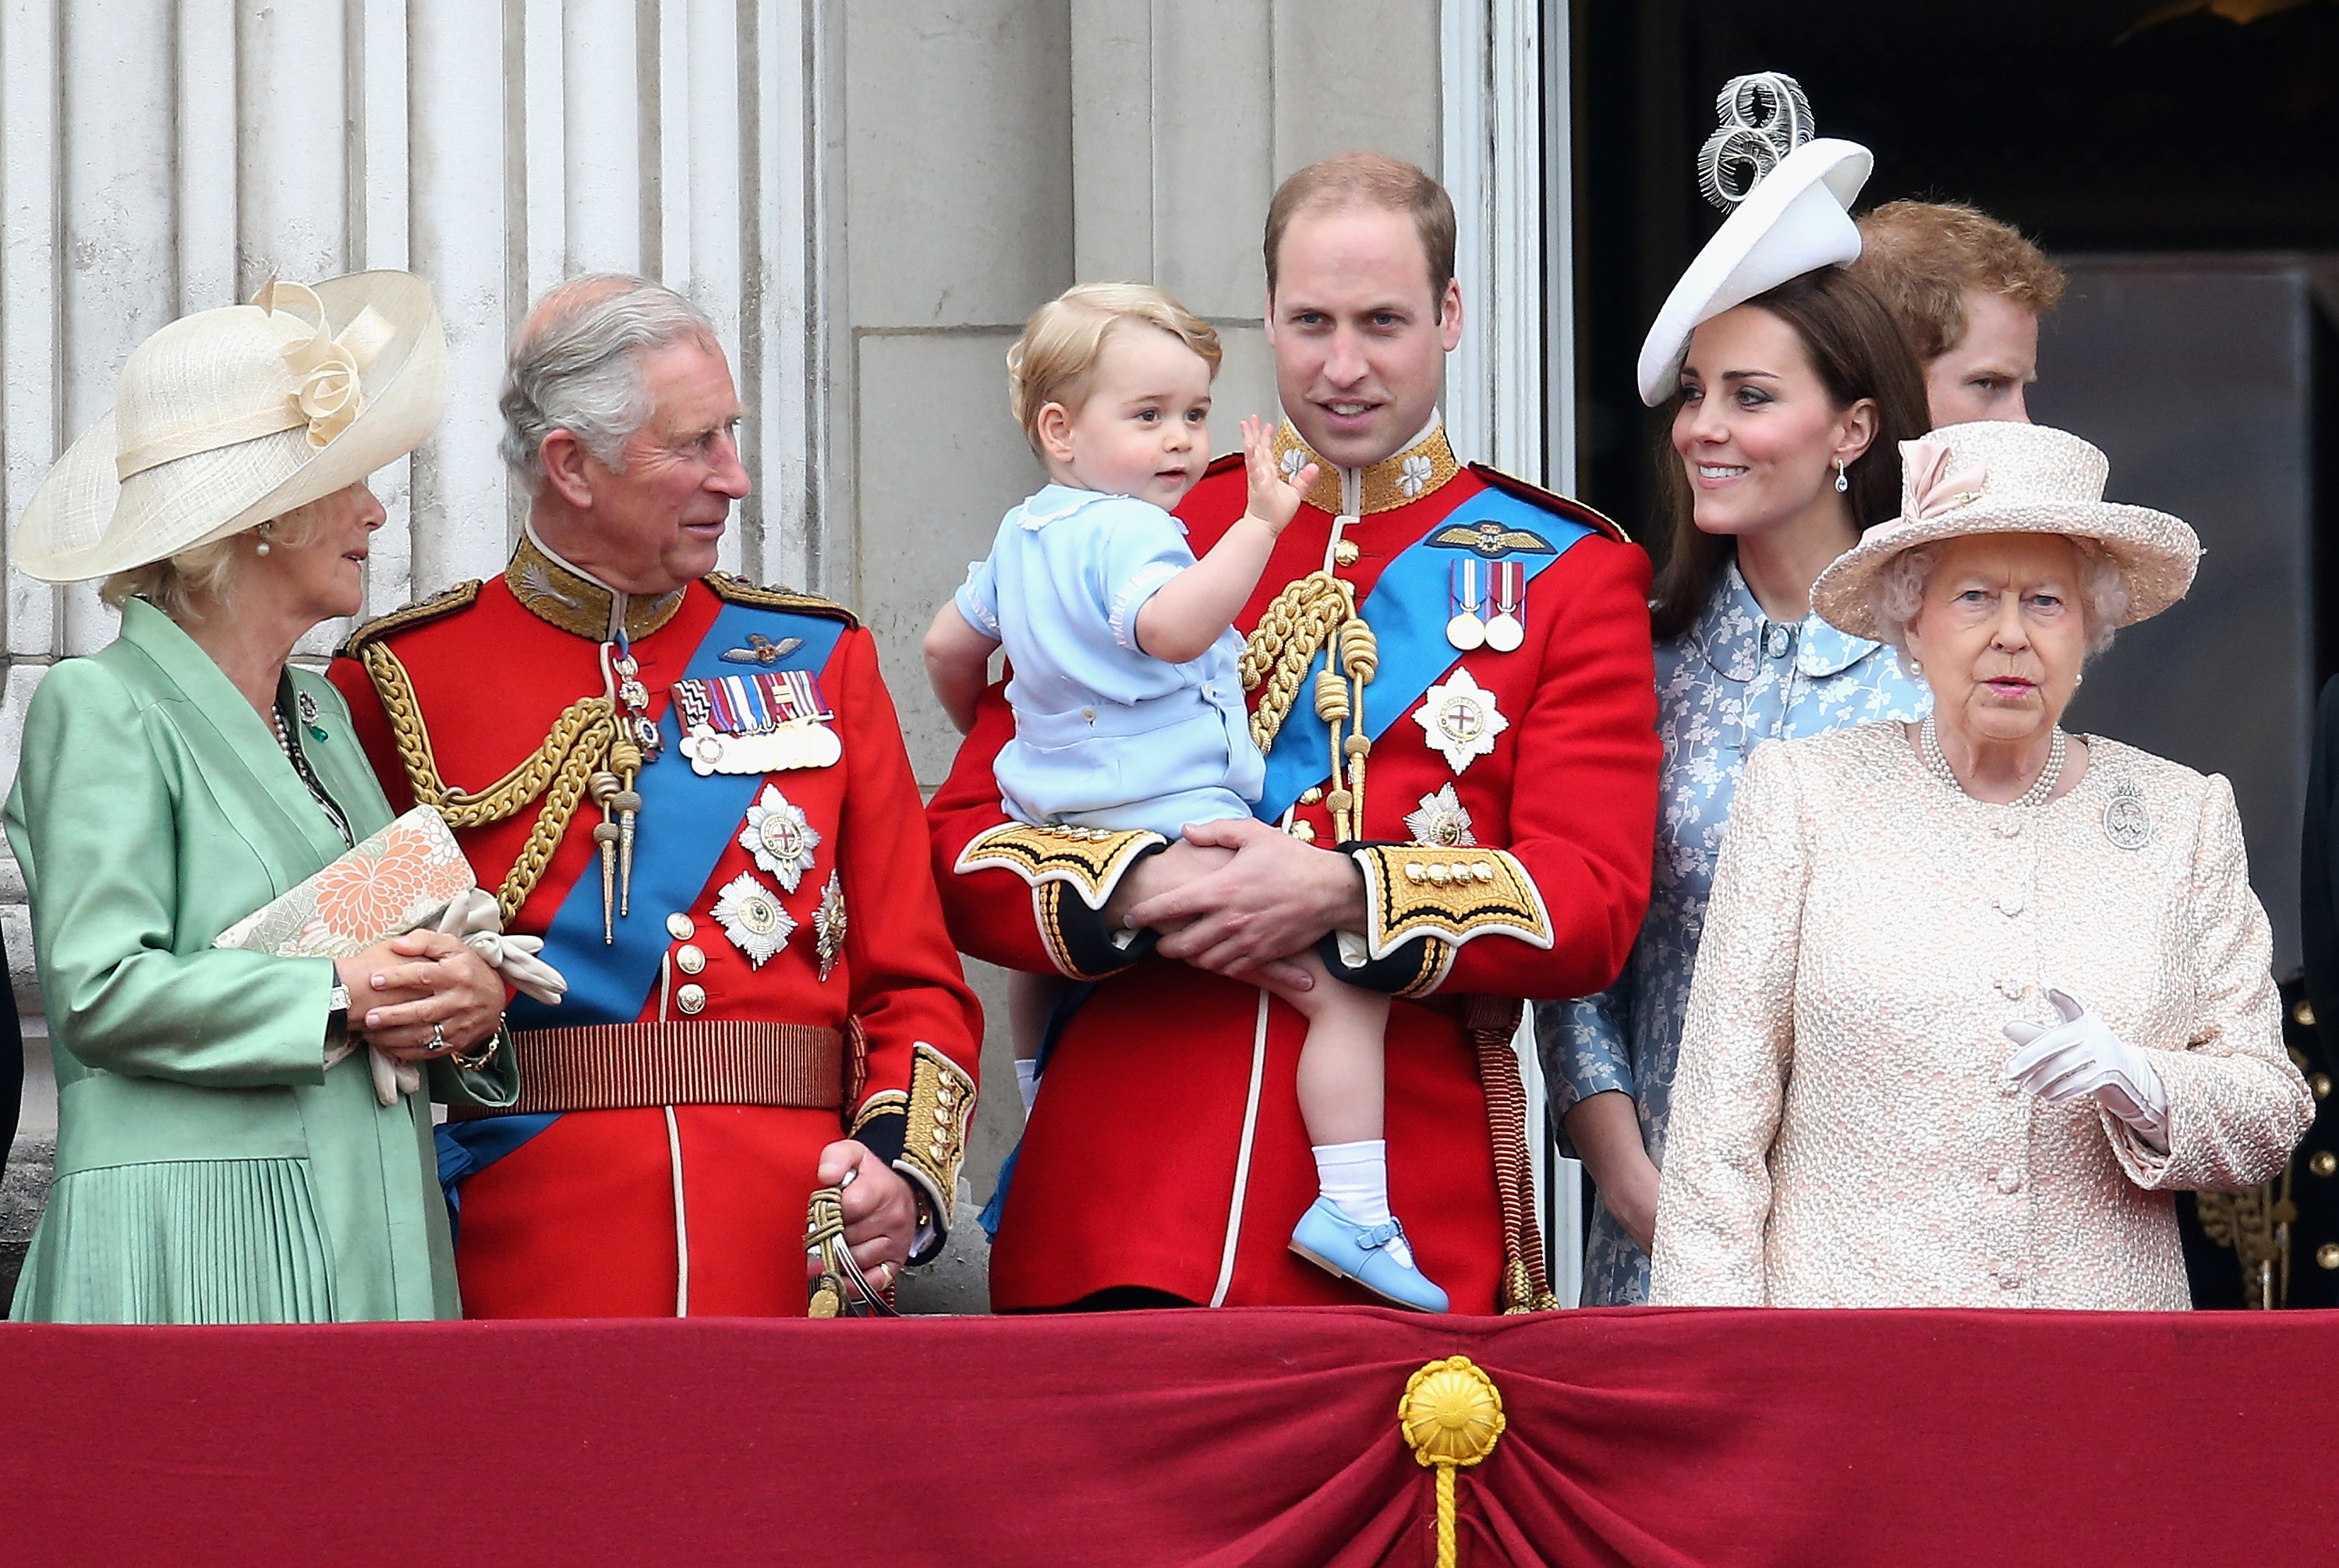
[1690,561,1885,683]
[1015,485,1115,530]
[1014,485,1190,535]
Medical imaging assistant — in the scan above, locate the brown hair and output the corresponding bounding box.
[1264,151,1457,306]
[1005,282,1223,457]
[1849,200,2066,364]
[1648,267,1931,641]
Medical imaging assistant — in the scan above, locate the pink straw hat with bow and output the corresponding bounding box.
[1810,420,2203,641]
[14,271,446,583]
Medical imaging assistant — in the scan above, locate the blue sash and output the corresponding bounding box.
[436,603,848,1202]
[1254,487,1593,823]
[506,603,849,1032]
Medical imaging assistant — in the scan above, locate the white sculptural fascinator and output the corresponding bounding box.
[1635,73,1874,406]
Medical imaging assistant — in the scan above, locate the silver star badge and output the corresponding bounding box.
[711,872,796,969]
[1414,669,1509,774]
[739,784,820,891]
[1404,784,1478,847]
[815,870,847,982]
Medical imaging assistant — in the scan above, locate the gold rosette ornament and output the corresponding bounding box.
[1400,1355,1506,1568]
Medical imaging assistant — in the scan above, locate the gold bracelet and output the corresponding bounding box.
[450,1028,502,1073]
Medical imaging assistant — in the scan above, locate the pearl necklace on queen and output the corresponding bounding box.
[1920,716,2066,809]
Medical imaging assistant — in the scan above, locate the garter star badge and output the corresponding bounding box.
[815,869,847,982]
[1415,669,1508,775]
[712,871,797,968]
[1404,784,1478,847]
[740,785,820,890]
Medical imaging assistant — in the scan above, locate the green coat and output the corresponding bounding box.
[4,598,517,1323]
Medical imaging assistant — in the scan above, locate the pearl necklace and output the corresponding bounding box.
[273,709,354,846]
[1920,716,2066,809]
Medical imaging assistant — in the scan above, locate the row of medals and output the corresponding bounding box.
[1446,558,1525,653]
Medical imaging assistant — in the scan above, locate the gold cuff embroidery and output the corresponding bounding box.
[1397,938,1456,998]
[1351,845,1552,961]
[896,1042,975,1208]
[954,822,1165,911]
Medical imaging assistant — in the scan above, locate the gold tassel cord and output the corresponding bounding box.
[1400,1357,1506,1568]
[361,640,618,924]
[1242,571,1378,837]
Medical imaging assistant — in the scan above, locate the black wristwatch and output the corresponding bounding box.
[327,980,352,1045]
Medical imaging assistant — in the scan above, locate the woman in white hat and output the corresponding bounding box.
[5,274,517,1323]
[1537,74,1933,1306]
[1647,420,2313,1308]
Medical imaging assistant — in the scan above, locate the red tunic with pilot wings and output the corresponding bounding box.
[332,539,981,1318]
[929,425,1658,1312]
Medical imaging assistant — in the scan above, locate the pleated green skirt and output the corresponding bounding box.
[10,1051,465,1325]
[10,1159,334,1323]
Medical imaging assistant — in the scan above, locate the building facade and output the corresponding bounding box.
[0,0,1580,1304]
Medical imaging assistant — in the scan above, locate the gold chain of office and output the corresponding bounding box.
[1240,569,1378,842]
[360,640,617,925]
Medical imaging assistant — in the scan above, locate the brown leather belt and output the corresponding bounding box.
[451,1021,845,1117]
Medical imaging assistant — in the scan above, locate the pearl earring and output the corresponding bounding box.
[1833,458,1849,494]
[255,525,271,557]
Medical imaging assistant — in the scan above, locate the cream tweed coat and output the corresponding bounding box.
[1649,724,2312,1310]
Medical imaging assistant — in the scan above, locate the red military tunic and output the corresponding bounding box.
[929,424,1658,1313]
[332,533,982,1318]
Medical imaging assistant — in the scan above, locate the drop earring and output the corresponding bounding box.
[1833,458,1849,494]
[254,524,271,557]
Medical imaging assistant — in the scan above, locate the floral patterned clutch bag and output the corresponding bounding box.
[213,805,476,957]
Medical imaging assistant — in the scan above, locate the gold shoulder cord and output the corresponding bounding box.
[1240,570,1378,841]
[360,639,617,925]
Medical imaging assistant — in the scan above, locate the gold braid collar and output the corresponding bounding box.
[1240,572,1378,841]
[1269,421,1460,516]
[359,639,617,924]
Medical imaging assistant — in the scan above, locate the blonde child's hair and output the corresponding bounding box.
[1007,282,1222,457]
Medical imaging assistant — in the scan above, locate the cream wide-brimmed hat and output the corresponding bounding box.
[14,271,447,583]
[1637,73,1872,407]
[1810,421,2203,640]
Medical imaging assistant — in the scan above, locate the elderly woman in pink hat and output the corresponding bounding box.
[1649,419,2313,1309]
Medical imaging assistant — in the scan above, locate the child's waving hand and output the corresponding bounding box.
[1241,415,1318,536]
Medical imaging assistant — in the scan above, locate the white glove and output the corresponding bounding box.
[2001,986,2170,1152]
[335,890,571,1107]
[426,887,568,1007]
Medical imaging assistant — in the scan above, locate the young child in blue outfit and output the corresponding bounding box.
[924,282,1446,1311]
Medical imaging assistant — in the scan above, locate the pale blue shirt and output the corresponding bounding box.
[957,484,1263,838]
[1534,561,1932,1305]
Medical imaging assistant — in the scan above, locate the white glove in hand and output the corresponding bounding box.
[2001,986,2170,1152]
[430,887,568,1007]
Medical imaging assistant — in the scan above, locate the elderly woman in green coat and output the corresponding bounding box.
[5,273,518,1322]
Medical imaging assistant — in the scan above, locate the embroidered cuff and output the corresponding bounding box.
[1348,843,1553,961]
[851,1044,978,1266]
[1317,926,1455,997]
[955,823,1170,979]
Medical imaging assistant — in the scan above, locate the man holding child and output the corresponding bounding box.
[929,152,1660,1313]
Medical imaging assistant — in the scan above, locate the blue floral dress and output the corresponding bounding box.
[1535,561,1930,1305]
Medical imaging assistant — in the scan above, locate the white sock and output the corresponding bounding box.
[1014,1057,1040,1114]
[1313,1138,1414,1269]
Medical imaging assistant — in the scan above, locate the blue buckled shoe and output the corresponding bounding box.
[1288,1198,1449,1312]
